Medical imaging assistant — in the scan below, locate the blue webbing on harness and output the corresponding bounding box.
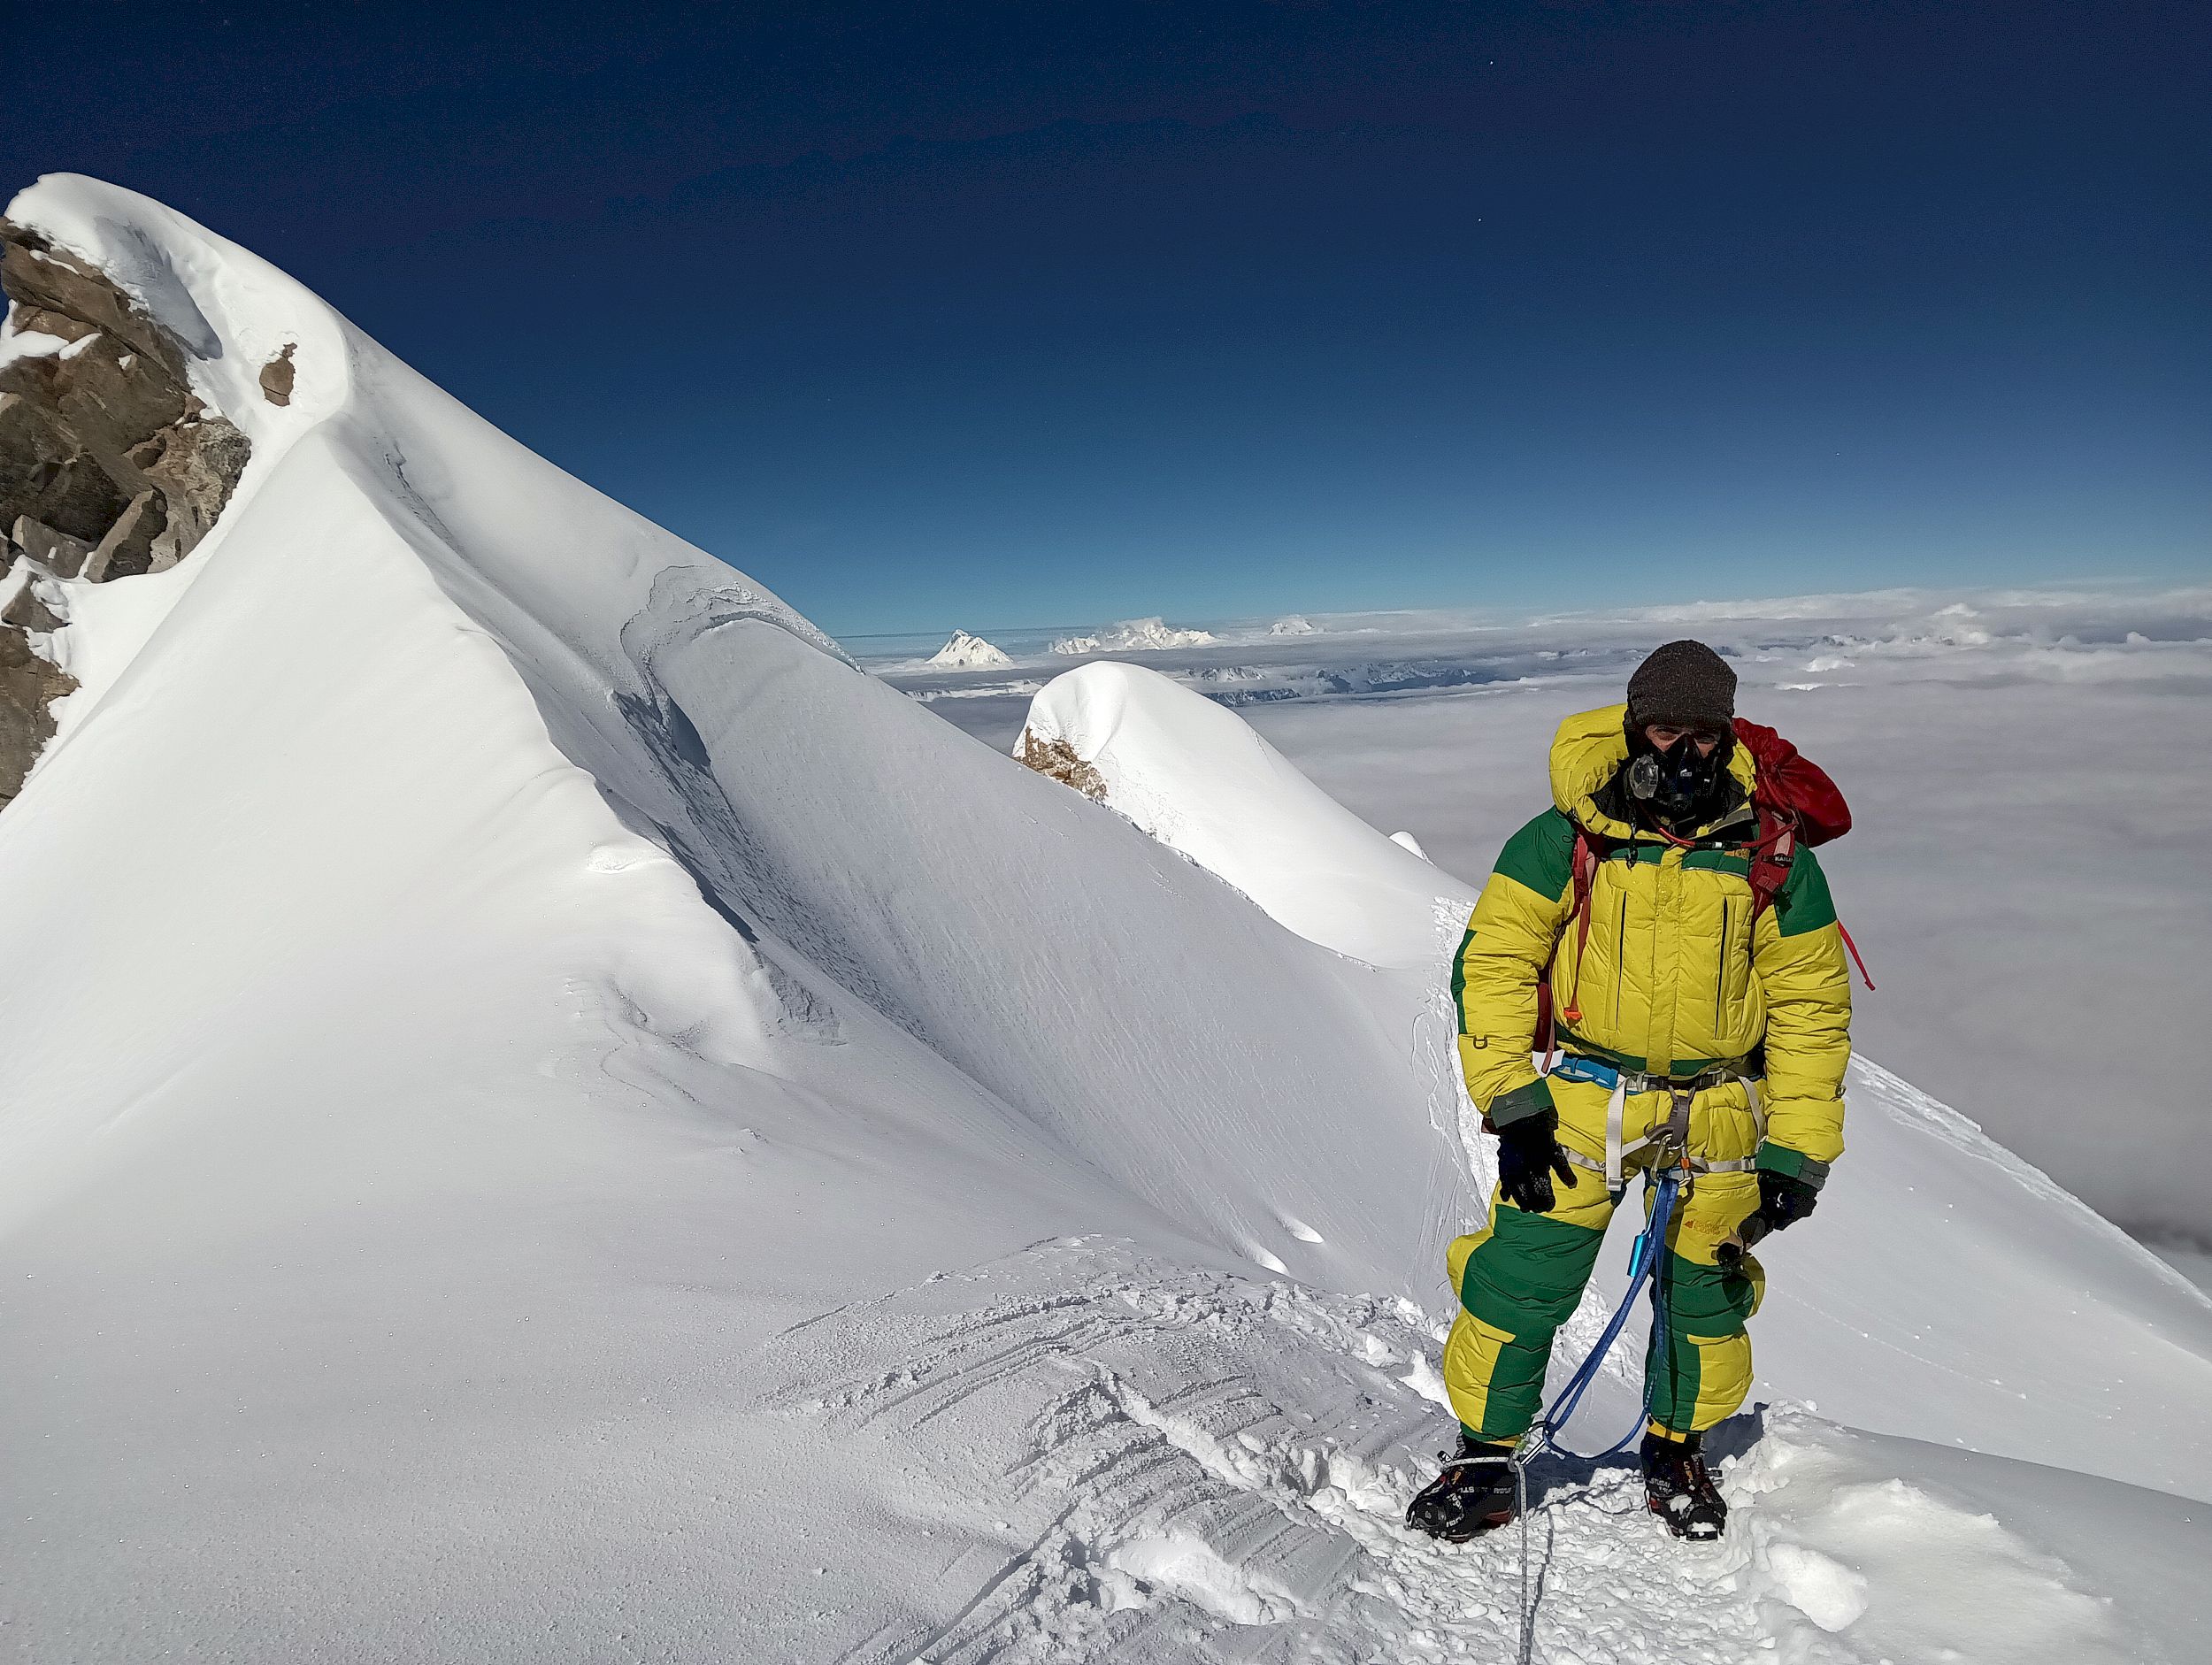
[1548,1054,1620,1090]
[1548,1053,1734,1093]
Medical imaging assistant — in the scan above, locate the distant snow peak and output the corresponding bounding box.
[1051,616,1217,655]
[927,628,1012,669]
[1270,615,1320,637]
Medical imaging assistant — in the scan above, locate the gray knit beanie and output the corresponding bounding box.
[1625,640,1737,732]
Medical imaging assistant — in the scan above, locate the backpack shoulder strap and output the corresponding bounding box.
[1747,809,1796,921]
[1555,827,1600,1026]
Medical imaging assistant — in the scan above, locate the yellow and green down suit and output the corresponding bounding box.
[1443,705,1851,1445]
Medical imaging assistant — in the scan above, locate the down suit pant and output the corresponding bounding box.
[1442,1085,1767,1442]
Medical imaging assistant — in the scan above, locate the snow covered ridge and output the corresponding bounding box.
[4,176,2211,1661]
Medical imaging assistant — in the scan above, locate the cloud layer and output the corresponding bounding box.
[888,586,2212,1247]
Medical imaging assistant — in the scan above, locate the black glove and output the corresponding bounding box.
[1757,1168,1819,1231]
[1717,1170,1820,1270]
[1494,1109,1578,1214]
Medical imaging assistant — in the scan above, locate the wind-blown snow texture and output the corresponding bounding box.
[3,177,2208,1664]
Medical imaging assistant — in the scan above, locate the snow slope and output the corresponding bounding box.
[2,175,2208,1663]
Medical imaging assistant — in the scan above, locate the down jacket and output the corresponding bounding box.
[1453,705,1851,1184]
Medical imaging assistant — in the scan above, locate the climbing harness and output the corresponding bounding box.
[1546,1055,1764,1188]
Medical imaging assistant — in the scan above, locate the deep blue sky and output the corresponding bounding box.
[9,2,2207,635]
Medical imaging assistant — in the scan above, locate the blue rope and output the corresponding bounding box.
[1509,1167,1686,1665]
[1520,1168,1682,1462]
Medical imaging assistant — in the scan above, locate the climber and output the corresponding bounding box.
[1407,641,1853,1544]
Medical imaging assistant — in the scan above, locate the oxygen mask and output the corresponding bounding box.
[1628,727,1730,825]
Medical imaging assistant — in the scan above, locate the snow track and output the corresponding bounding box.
[762,1240,2166,1664]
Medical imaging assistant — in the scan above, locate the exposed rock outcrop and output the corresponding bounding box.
[259,342,296,406]
[0,228,191,384]
[0,388,129,543]
[1015,730,1108,802]
[10,514,91,578]
[0,215,256,813]
[1,575,63,634]
[0,572,74,809]
[84,487,165,581]
[134,416,251,568]
[0,218,251,574]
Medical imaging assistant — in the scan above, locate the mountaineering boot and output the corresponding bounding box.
[1406,1437,1518,1541]
[1641,1428,1727,1541]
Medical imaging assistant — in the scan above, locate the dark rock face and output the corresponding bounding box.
[0,229,191,386]
[1,576,63,634]
[0,215,257,813]
[11,515,93,579]
[0,218,251,577]
[0,390,131,542]
[84,489,165,582]
[47,328,190,460]
[0,579,75,809]
[259,342,296,406]
[137,416,251,568]
[1016,731,1109,802]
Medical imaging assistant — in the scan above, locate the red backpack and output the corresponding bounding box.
[1534,719,1870,1054]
